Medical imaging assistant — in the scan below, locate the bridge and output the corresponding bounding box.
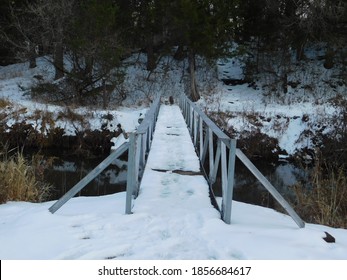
[49,95,305,229]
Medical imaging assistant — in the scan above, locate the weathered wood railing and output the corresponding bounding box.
[49,95,161,214]
[48,142,129,214]
[179,95,305,228]
[125,94,161,214]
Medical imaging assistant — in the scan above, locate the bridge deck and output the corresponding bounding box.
[133,104,216,218]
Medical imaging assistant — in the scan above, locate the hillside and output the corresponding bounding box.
[1,49,346,160]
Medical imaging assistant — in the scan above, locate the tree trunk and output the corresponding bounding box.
[102,79,108,109]
[29,56,37,68]
[324,47,335,69]
[54,41,64,80]
[174,45,185,61]
[28,44,36,68]
[146,43,156,71]
[188,50,200,101]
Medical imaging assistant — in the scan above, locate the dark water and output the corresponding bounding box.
[43,151,308,208]
[44,155,127,200]
[233,159,308,207]
[210,158,309,208]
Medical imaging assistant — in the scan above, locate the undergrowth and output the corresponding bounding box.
[0,147,52,204]
[293,156,347,228]
[0,98,11,108]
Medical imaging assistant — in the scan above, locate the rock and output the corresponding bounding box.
[323,231,335,243]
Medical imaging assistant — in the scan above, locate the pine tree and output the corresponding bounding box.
[169,0,240,101]
[66,0,125,105]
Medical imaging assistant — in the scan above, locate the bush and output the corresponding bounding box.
[293,156,347,228]
[0,149,52,204]
[0,98,11,108]
[30,82,65,103]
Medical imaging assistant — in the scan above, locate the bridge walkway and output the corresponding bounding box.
[49,95,304,229]
[132,104,216,218]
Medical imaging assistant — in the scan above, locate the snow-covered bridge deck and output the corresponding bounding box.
[49,95,304,229]
[133,104,215,218]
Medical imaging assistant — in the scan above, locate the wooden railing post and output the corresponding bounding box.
[199,116,204,160]
[49,142,129,214]
[178,94,305,228]
[126,133,137,214]
[222,139,236,224]
[211,139,221,184]
[208,128,214,181]
[193,111,198,146]
[125,94,161,214]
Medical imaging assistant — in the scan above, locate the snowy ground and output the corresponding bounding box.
[0,57,148,136]
[1,54,347,260]
[198,55,345,157]
[1,52,344,156]
[1,193,347,260]
[1,104,347,260]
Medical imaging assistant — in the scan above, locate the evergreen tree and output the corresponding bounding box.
[169,0,240,101]
[67,0,125,106]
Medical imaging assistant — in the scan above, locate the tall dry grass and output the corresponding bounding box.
[293,157,347,228]
[0,98,11,108]
[0,148,51,204]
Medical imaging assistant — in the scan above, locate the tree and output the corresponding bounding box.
[1,0,74,76]
[114,0,172,71]
[66,0,125,107]
[169,0,240,101]
[1,0,42,68]
[27,0,75,79]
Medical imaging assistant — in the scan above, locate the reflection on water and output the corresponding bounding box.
[214,159,309,208]
[44,151,309,210]
[44,156,127,200]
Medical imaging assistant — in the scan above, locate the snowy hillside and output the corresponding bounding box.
[1,53,347,260]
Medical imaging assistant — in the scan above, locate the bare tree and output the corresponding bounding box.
[1,0,75,77]
[0,2,41,68]
[27,0,75,79]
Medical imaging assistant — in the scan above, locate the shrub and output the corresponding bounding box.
[0,98,11,108]
[293,157,347,228]
[0,149,51,204]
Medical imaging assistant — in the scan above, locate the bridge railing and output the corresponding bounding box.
[48,142,129,214]
[49,95,161,214]
[179,94,305,228]
[125,94,161,214]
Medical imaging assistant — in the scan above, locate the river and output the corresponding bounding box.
[43,153,309,208]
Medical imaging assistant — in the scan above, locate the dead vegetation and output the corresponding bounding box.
[293,156,347,228]
[0,148,52,204]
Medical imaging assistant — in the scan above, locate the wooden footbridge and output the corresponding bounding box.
[49,95,305,228]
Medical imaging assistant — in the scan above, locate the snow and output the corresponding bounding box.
[1,54,347,260]
[1,193,347,259]
[0,57,148,136]
[1,104,347,260]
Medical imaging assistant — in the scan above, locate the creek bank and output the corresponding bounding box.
[208,109,347,167]
[1,121,123,157]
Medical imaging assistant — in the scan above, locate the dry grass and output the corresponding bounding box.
[0,98,12,109]
[0,149,52,204]
[293,157,347,228]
